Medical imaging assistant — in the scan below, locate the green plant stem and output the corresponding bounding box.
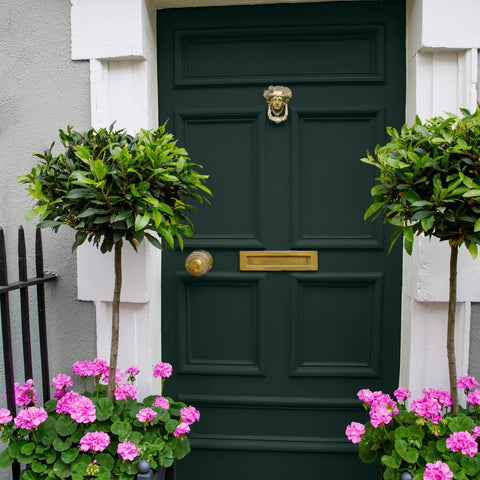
[108,240,123,400]
[448,244,459,414]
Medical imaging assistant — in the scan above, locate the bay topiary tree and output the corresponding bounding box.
[362,106,480,413]
[20,123,211,399]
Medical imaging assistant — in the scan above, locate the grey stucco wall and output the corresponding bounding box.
[0,0,96,455]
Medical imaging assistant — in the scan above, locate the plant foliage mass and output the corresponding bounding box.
[20,124,211,253]
[362,107,480,258]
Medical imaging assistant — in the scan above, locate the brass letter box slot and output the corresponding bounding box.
[240,251,318,271]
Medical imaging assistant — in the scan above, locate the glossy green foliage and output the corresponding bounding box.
[362,107,480,258]
[20,124,211,253]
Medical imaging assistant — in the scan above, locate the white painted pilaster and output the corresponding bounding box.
[403,0,480,399]
[71,0,161,394]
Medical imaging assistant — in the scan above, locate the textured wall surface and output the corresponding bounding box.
[470,303,480,378]
[0,0,95,457]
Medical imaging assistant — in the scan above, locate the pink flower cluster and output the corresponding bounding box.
[0,408,12,425]
[72,359,109,378]
[393,387,411,402]
[117,441,138,461]
[411,389,452,424]
[56,391,96,423]
[446,431,478,457]
[180,406,200,424]
[457,375,479,391]
[357,389,398,428]
[153,396,170,409]
[51,374,73,399]
[114,383,137,401]
[14,380,38,407]
[173,405,200,438]
[424,461,453,480]
[153,362,172,378]
[79,431,110,452]
[174,422,190,437]
[137,407,157,423]
[345,422,365,444]
[14,407,48,429]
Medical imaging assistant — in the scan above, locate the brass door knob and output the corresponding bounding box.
[185,250,213,277]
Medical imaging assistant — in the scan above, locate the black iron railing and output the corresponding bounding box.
[0,226,56,480]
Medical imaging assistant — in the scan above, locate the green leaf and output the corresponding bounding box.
[77,207,106,218]
[157,202,174,216]
[135,212,150,231]
[55,416,78,437]
[93,397,114,421]
[52,459,71,479]
[70,171,95,185]
[93,159,107,180]
[421,215,434,232]
[468,241,478,259]
[358,442,378,464]
[404,226,414,244]
[158,225,175,248]
[31,458,49,473]
[21,470,39,480]
[111,420,132,439]
[381,454,400,469]
[474,218,480,232]
[0,448,14,468]
[145,232,163,250]
[61,448,79,464]
[462,189,480,197]
[53,437,72,452]
[364,202,384,220]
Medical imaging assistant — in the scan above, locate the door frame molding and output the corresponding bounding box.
[71,0,480,399]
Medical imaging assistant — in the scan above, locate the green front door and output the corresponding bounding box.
[159,2,404,478]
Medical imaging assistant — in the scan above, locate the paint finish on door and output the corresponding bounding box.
[158,2,404,478]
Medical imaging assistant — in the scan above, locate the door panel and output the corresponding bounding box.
[159,2,404,478]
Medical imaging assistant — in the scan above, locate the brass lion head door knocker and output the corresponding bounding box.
[263,85,292,124]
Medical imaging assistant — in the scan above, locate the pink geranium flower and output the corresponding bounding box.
[117,441,139,461]
[136,407,157,423]
[14,379,38,407]
[174,422,190,437]
[446,431,478,457]
[56,391,80,414]
[14,407,48,429]
[52,374,73,399]
[180,406,200,425]
[393,387,411,402]
[457,375,479,391]
[424,461,453,480]
[115,383,137,401]
[126,366,140,377]
[72,361,95,377]
[153,396,170,410]
[79,431,110,452]
[466,389,480,406]
[0,408,12,424]
[153,362,172,378]
[52,374,73,389]
[69,395,96,423]
[92,359,109,377]
[345,422,365,444]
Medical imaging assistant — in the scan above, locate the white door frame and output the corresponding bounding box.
[71,0,480,399]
